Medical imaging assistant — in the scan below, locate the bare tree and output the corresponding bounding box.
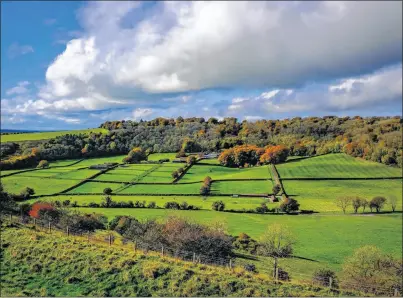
[351,197,363,214]
[258,223,295,278]
[389,195,397,212]
[335,197,351,214]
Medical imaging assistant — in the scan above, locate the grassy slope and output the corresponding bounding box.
[276,154,402,178]
[147,153,177,161]
[1,128,108,143]
[77,208,403,273]
[1,223,350,297]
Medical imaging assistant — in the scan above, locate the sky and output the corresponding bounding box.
[1,1,402,130]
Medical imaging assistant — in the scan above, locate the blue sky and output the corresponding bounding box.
[1,1,402,130]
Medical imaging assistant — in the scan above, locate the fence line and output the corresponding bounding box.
[2,214,401,297]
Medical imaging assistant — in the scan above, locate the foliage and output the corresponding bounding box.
[312,268,338,288]
[260,145,289,165]
[233,233,259,254]
[103,187,113,195]
[0,183,16,214]
[212,200,225,211]
[335,197,351,214]
[272,184,281,195]
[370,196,387,212]
[123,147,147,164]
[258,223,295,259]
[279,197,300,213]
[341,245,402,296]
[37,160,49,169]
[29,202,55,218]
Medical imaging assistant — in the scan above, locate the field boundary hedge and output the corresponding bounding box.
[30,192,271,198]
[271,164,287,196]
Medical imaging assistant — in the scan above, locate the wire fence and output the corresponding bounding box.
[2,213,402,297]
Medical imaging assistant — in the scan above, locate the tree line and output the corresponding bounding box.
[1,116,401,170]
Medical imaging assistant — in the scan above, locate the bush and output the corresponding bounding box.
[279,197,300,213]
[37,160,49,169]
[186,156,197,165]
[233,233,258,254]
[370,196,387,212]
[88,202,100,208]
[255,203,269,214]
[103,188,113,195]
[176,150,186,158]
[277,267,290,281]
[178,167,184,174]
[147,201,156,208]
[200,185,210,196]
[212,201,225,211]
[171,171,179,179]
[164,201,180,209]
[62,200,70,206]
[244,264,257,272]
[312,268,338,288]
[272,184,281,195]
[179,201,189,210]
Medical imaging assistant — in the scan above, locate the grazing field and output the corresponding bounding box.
[277,153,402,178]
[147,153,177,161]
[118,183,202,194]
[2,176,76,195]
[179,165,271,183]
[78,208,403,271]
[76,155,127,167]
[197,158,221,165]
[48,159,83,167]
[0,128,108,143]
[283,179,403,212]
[211,180,271,194]
[68,182,124,194]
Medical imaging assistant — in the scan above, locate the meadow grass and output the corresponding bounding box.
[48,159,84,167]
[0,128,108,143]
[147,153,177,161]
[2,176,77,195]
[76,155,127,167]
[94,172,145,182]
[1,224,352,297]
[211,180,271,194]
[77,207,403,271]
[277,153,402,178]
[67,182,125,194]
[283,179,403,212]
[119,183,202,194]
[179,165,271,183]
[197,158,221,165]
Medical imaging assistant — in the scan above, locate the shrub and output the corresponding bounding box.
[29,202,55,219]
[176,150,186,158]
[62,200,70,206]
[200,185,210,196]
[179,201,189,210]
[88,202,100,208]
[256,203,269,214]
[37,160,49,169]
[171,171,179,179]
[277,267,290,281]
[212,200,225,211]
[312,268,338,288]
[244,264,257,272]
[186,155,197,165]
[103,188,113,195]
[147,201,156,208]
[272,184,281,195]
[164,201,180,209]
[279,197,300,213]
[233,233,258,254]
[178,167,184,174]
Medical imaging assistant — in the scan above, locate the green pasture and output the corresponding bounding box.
[179,165,271,183]
[197,158,221,165]
[77,155,127,167]
[277,153,402,178]
[0,128,108,143]
[48,159,84,167]
[1,176,76,195]
[211,180,271,194]
[147,153,177,161]
[78,207,403,271]
[283,179,403,213]
[118,183,201,195]
[94,172,145,183]
[67,182,124,194]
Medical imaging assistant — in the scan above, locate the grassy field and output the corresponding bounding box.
[78,208,403,272]
[179,165,271,183]
[277,154,402,178]
[2,225,350,297]
[197,158,221,165]
[211,180,271,194]
[2,176,77,195]
[147,153,177,161]
[283,179,403,212]
[118,183,202,195]
[68,182,124,194]
[76,155,127,167]
[1,128,108,143]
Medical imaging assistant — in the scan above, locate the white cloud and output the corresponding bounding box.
[132,108,153,120]
[8,43,34,58]
[6,81,30,95]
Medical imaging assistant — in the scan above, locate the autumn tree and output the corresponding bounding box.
[258,223,295,278]
[260,145,289,165]
[186,155,197,165]
[335,197,351,214]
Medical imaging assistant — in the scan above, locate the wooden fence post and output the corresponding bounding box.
[108,234,112,246]
[48,221,51,233]
[66,226,69,236]
[33,218,36,226]
[193,252,196,263]
[329,277,333,289]
[133,241,136,253]
[275,267,279,283]
[9,214,12,221]
[229,259,232,269]
[394,288,398,297]
[161,246,164,257]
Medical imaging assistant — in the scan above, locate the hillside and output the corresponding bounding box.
[0,222,359,297]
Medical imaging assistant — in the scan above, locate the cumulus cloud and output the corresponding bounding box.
[6,81,30,95]
[7,43,34,58]
[224,65,403,118]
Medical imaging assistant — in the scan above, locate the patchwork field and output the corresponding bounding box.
[277,153,402,178]
[118,183,202,194]
[211,180,271,194]
[147,153,177,161]
[68,182,124,194]
[0,128,108,143]
[179,164,271,183]
[2,176,77,195]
